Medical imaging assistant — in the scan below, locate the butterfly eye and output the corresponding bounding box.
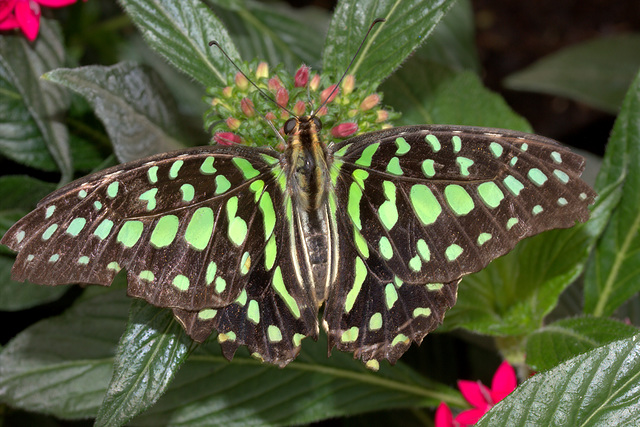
[312,116,322,131]
[284,118,297,134]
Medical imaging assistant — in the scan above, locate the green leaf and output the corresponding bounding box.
[322,0,457,86]
[477,334,640,426]
[211,0,329,71]
[584,69,640,316]
[526,316,638,372]
[0,175,57,235]
[0,283,129,419]
[45,62,184,163]
[444,220,595,336]
[0,19,72,181]
[505,34,640,114]
[385,70,531,130]
[0,256,69,311]
[119,0,239,87]
[0,283,463,423]
[415,0,479,72]
[95,301,191,427]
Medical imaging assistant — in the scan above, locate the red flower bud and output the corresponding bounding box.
[241,98,255,117]
[360,94,380,111]
[331,122,358,138]
[310,74,321,91]
[276,87,289,107]
[316,106,328,117]
[235,72,249,90]
[294,65,310,87]
[265,111,277,122]
[293,100,306,116]
[214,132,241,146]
[256,62,269,79]
[342,75,355,95]
[321,84,339,104]
[376,110,389,123]
[268,77,282,92]
[226,117,241,130]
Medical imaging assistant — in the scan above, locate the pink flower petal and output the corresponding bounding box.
[455,407,490,425]
[490,361,517,402]
[15,0,40,41]
[457,380,491,408]
[0,0,18,22]
[435,402,455,427]
[34,0,76,7]
[0,12,19,29]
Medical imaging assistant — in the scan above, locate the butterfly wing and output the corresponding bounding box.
[324,125,596,364]
[2,145,318,359]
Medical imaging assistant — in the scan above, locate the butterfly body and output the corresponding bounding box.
[1,121,595,367]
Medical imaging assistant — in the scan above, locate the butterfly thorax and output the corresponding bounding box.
[283,115,336,304]
[283,116,330,212]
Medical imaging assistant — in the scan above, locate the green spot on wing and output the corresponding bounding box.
[477,182,505,209]
[185,207,214,250]
[410,185,441,225]
[385,283,398,309]
[445,244,463,261]
[268,325,282,342]
[341,326,359,343]
[150,215,180,248]
[345,257,366,313]
[232,157,260,179]
[66,217,86,237]
[272,266,301,318]
[117,221,144,248]
[107,181,119,198]
[139,188,158,210]
[169,160,183,179]
[247,300,260,324]
[148,165,159,183]
[200,157,216,174]
[354,142,379,167]
[395,137,410,155]
[94,219,114,240]
[369,313,382,330]
[215,175,231,194]
[385,157,403,175]
[425,134,441,152]
[206,262,217,285]
[444,185,474,216]
[180,184,195,202]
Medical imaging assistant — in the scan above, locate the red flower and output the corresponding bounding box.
[320,84,339,104]
[331,122,358,138]
[0,0,79,41]
[214,132,241,146]
[294,65,309,87]
[435,361,517,427]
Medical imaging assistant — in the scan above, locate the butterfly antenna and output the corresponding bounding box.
[312,17,385,117]
[209,40,295,117]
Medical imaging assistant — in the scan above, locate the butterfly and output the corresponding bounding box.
[0,22,596,369]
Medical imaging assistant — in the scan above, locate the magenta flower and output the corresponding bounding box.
[435,361,517,427]
[331,122,358,138]
[214,132,241,146]
[0,0,79,41]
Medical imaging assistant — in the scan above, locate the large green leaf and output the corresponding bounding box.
[322,0,457,86]
[45,63,184,163]
[119,0,239,87]
[0,19,72,181]
[505,34,640,114]
[95,301,192,427]
[584,70,640,316]
[0,284,464,424]
[526,316,638,372]
[477,334,640,426]
[210,0,329,72]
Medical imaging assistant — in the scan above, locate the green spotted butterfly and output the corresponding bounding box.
[0,21,596,369]
[1,116,595,368]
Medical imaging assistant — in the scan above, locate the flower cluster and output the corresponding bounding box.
[0,0,81,41]
[204,61,397,149]
[436,361,517,427]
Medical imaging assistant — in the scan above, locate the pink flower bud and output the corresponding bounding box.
[321,84,339,104]
[235,72,249,90]
[276,87,289,107]
[376,110,389,123]
[331,122,358,138]
[241,98,255,117]
[256,62,269,79]
[268,77,282,92]
[226,117,241,130]
[360,93,380,111]
[342,75,355,95]
[316,106,328,117]
[293,100,306,116]
[310,74,321,91]
[222,86,233,98]
[265,112,277,122]
[294,65,310,87]
[214,132,241,146]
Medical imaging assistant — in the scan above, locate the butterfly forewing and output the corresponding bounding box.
[322,125,595,364]
[2,145,287,313]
